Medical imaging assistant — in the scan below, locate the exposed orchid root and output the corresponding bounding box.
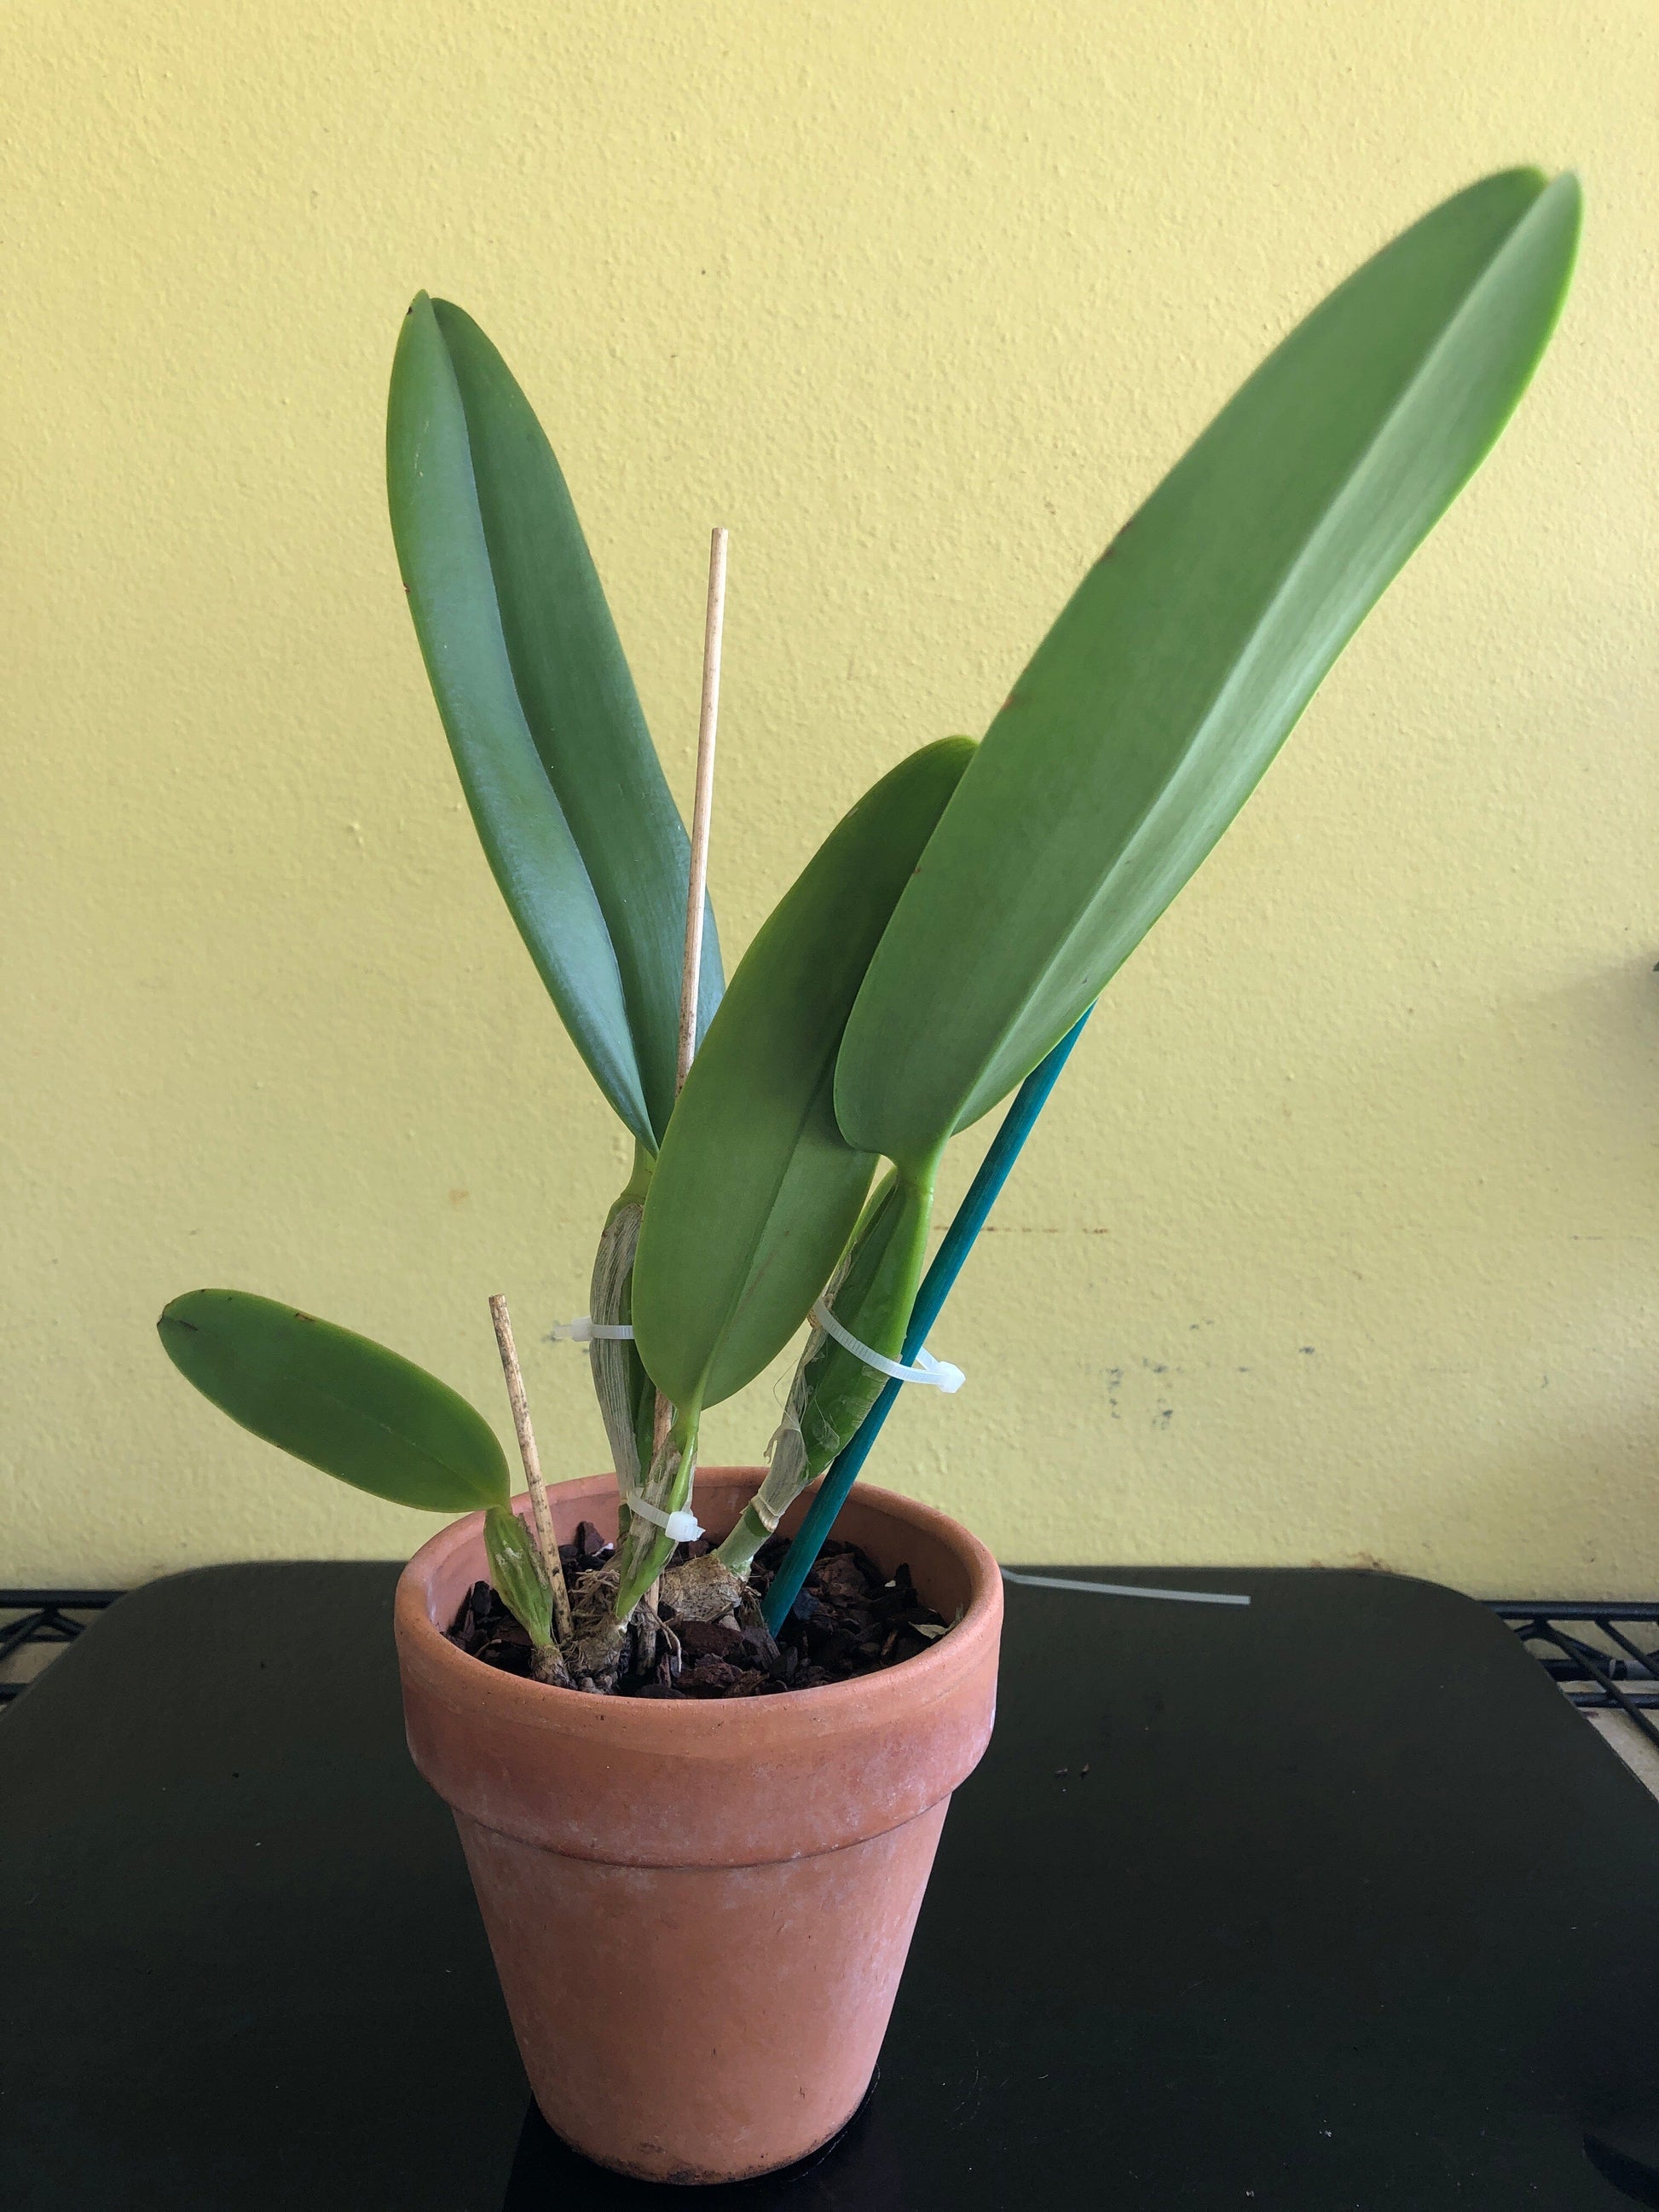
[564,1563,631,1691]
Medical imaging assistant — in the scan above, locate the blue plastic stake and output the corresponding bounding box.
[762,1009,1093,1632]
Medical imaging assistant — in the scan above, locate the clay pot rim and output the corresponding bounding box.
[396,1467,1002,1752]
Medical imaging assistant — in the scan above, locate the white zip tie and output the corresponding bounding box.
[544,1317,700,1537]
[620,1487,704,1545]
[1000,1568,1250,1608]
[809,1300,965,1394]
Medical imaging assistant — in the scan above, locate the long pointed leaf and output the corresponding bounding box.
[835,170,1581,1168]
[158,1289,510,1513]
[387,296,722,1147]
[633,737,975,1412]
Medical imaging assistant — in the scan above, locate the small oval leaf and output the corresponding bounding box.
[158,1289,511,1513]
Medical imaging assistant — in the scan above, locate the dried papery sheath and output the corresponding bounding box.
[755,1367,812,1539]
[716,1171,932,1580]
[714,1323,869,1580]
[588,1197,646,1502]
[612,1419,697,1619]
[581,1147,657,1543]
[714,1269,842,1581]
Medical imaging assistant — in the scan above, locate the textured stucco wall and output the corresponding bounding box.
[3,0,1654,1591]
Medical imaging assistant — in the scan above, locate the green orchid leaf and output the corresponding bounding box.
[484,1506,555,1649]
[387,294,722,1150]
[835,169,1581,1170]
[157,1289,511,1513]
[633,737,975,1412]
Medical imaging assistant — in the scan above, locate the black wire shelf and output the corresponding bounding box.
[1,1589,124,1704]
[1489,1602,1659,1754]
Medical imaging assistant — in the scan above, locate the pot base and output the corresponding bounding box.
[457,1801,948,2183]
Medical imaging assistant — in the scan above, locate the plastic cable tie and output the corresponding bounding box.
[999,1568,1250,1608]
[810,1300,964,1393]
[546,1316,636,1343]
[620,1488,703,1545]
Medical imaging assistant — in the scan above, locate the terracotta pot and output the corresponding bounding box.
[394,1467,1001,2185]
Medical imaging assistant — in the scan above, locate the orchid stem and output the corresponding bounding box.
[761,1009,1092,1632]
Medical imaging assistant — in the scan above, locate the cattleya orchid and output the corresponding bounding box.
[160,168,1580,1686]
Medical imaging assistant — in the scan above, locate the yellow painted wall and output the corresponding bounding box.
[3,0,1654,1593]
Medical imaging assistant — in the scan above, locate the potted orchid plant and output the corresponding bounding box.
[157,167,1578,2182]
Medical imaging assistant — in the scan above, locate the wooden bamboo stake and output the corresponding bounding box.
[489,1292,575,1647]
[642,526,729,1656]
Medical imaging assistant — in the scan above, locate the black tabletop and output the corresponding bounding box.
[3,1560,1657,2209]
